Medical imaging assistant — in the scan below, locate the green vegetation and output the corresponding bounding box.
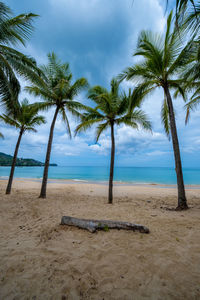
[0,152,57,167]
[0,2,40,113]
[103,225,109,232]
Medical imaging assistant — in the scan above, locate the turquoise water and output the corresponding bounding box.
[0,166,200,184]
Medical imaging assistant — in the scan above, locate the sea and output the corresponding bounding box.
[0,166,200,185]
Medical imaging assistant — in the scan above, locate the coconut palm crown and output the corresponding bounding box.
[26,52,89,198]
[0,2,41,112]
[0,98,46,194]
[119,11,191,210]
[75,78,151,204]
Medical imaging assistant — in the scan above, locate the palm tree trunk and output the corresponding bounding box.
[108,121,115,204]
[6,128,24,194]
[164,85,188,210]
[39,106,59,198]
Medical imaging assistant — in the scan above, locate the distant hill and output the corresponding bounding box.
[0,152,57,167]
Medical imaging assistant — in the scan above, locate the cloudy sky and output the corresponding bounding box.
[1,0,200,168]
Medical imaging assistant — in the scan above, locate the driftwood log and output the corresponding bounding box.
[61,216,149,233]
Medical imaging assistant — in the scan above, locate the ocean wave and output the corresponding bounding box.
[72,179,88,182]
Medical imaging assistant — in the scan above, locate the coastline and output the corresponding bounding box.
[1,177,200,189]
[1,165,200,186]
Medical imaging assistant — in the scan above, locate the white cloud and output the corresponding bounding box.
[146,150,170,156]
[88,124,167,157]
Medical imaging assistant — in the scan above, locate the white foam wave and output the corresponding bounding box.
[72,179,88,182]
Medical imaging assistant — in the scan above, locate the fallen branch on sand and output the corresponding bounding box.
[61,216,150,233]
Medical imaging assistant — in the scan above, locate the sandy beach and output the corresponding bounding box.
[0,179,200,299]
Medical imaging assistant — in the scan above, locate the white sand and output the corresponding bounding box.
[0,179,200,299]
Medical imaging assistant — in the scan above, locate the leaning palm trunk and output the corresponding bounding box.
[108,121,115,204]
[6,128,24,194]
[39,106,59,198]
[164,85,188,209]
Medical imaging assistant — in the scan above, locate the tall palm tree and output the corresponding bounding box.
[0,2,40,111]
[119,12,191,210]
[75,79,151,204]
[0,99,46,194]
[26,53,88,198]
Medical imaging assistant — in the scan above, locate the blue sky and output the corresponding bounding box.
[1,0,200,168]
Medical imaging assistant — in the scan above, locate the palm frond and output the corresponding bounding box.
[25,86,55,102]
[60,107,72,139]
[88,86,112,114]
[184,2,200,34]
[1,45,44,83]
[0,11,38,46]
[135,30,164,75]
[95,122,109,142]
[25,127,37,132]
[0,4,40,104]
[168,79,187,100]
[161,98,170,138]
[185,91,200,123]
[88,85,108,100]
[167,38,194,76]
[75,117,105,136]
[117,110,152,131]
[0,98,46,133]
[0,51,21,101]
[110,78,120,97]
[119,63,157,85]
[68,78,89,99]
[0,113,20,128]
[28,115,46,127]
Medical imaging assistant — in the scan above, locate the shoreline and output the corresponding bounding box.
[0,177,200,189]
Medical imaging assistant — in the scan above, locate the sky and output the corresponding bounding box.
[1,0,200,168]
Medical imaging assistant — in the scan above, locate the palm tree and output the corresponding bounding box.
[0,2,40,111]
[75,78,151,204]
[119,12,190,210]
[0,99,46,194]
[26,53,88,198]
